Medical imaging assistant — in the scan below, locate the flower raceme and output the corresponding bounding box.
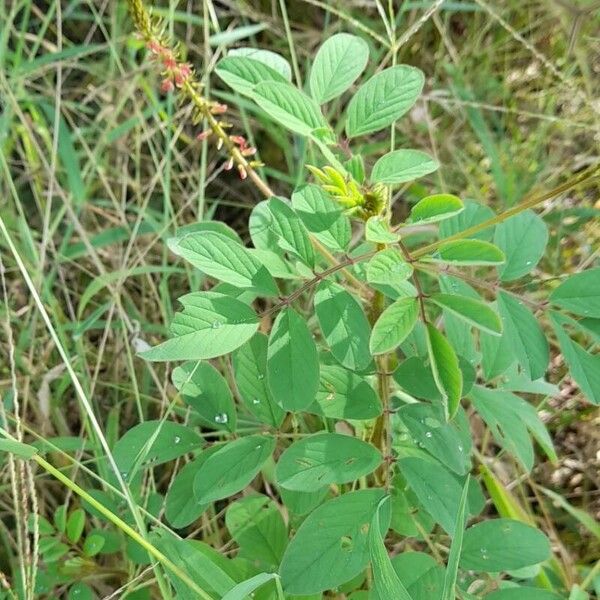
[126,0,263,181]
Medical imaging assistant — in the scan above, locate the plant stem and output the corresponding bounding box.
[412,163,600,259]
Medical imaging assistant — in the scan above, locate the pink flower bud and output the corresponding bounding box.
[224,158,234,171]
[242,146,257,157]
[196,130,212,141]
[160,78,174,93]
[229,135,246,147]
[211,103,228,115]
[179,63,192,78]
[147,40,163,54]
[238,165,247,180]
[163,55,177,70]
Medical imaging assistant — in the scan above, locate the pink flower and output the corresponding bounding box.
[229,135,246,148]
[224,158,234,171]
[196,130,212,141]
[238,165,247,180]
[242,146,257,157]
[147,40,163,55]
[179,63,192,79]
[162,53,177,70]
[160,78,174,93]
[211,103,228,115]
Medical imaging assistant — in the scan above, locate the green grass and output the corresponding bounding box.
[1,0,599,598]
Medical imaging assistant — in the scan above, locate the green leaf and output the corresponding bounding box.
[494,210,548,281]
[399,404,471,475]
[225,495,287,569]
[265,197,315,267]
[54,505,67,533]
[215,56,287,97]
[497,291,549,380]
[165,446,221,527]
[399,457,465,536]
[193,435,275,504]
[549,268,600,318]
[439,200,496,242]
[309,363,382,420]
[309,33,369,103]
[550,313,600,405]
[228,47,292,80]
[470,385,556,470]
[172,362,236,432]
[168,231,277,296]
[279,489,385,594]
[365,216,400,243]
[390,552,445,600]
[154,534,235,599]
[394,356,443,402]
[0,438,37,458]
[437,275,480,365]
[280,486,329,516]
[408,194,464,224]
[486,588,563,600]
[222,573,281,600]
[66,509,86,544]
[253,81,331,138]
[441,475,470,600]
[291,184,351,251]
[390,474,436,538]
[141,292,259,362]
[429,293,502,335]
[68,583,94,600]
[315,281,371,370]
[83,534,105,557]
[460,519,551,571]
[370,297,419,355]
[480,325,516,379]
[367,249,413,287]
[371,150,439,185]
[430,239,505,266]
[267,308,319,411]
[346,65,424,137]
[275,432,382,491]
[233,333,286,427]
[369,498,413,600]
[250,248,301,280]
[113,421,202,478]
[426,324,463,419]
